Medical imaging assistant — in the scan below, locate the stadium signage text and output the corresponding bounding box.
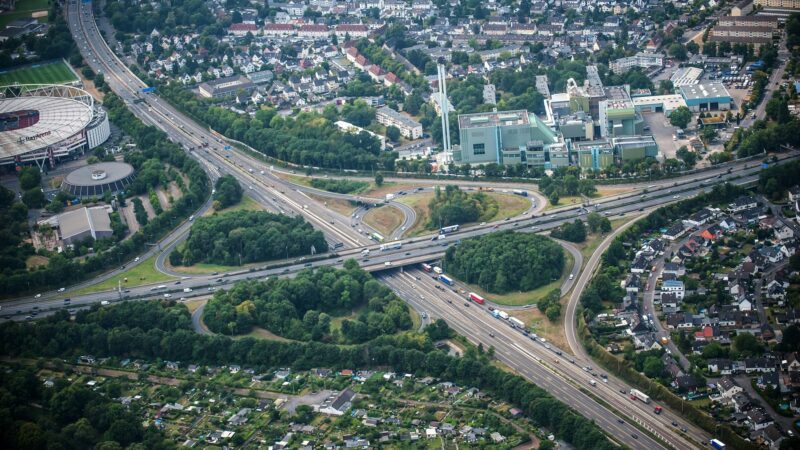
[17,130,51,144]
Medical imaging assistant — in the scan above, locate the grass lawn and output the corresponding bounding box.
[570,217,631,263]
[486,192,530,219]
[0,61,77,85]
[25,254,49,269]
[206,194,264,216]
[362,204,404,237]
[70,253,176,296]
[0,0,50,28]
[183,298,206,314]
[397,192,530,238]
[545,195,584,210]
[461,251,574,307]
[512,307,572,356]
[397,192,433,237]
[237,327,291,342]
[308,193,357,217]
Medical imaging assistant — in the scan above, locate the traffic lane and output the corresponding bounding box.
[381,272,661,450]
[399,269,691,449]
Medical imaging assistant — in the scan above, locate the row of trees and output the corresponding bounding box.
[309,178,368,194]
[172,211,326,266]
[427,185,498,229]
[160,85,397,171]
[0,93,210,295]
[443,231,565,294]
[203,262,412,342]
[0,300,618,450]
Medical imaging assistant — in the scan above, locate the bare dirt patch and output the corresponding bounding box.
[512,307,572,356]
[25,255,49,269]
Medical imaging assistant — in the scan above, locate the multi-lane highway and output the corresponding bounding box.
[33,3,799,449]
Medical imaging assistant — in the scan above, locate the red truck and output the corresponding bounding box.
[469,293,486,305]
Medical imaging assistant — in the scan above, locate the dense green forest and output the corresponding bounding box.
[160,85,397,171]
[0,301,618,450]
[427,186,498,229]
[203,262,412,342]
[171,211,326,266]
[0,185,32,279]
[212,174,243,209]
[0,367,173,449]
[0,93,209,296]
[309,178,368,194]
[443,231,565,294]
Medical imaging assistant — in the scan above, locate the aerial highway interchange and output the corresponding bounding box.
[5,2,794,448]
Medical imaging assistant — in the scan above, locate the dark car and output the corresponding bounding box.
[631,434,638,440]
[463,302,470,307]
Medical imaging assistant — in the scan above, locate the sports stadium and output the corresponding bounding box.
[0,84,110,170]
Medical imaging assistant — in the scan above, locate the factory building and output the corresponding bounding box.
[678,83,732,112]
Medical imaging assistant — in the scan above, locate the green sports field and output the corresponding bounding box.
[0,61,79,86]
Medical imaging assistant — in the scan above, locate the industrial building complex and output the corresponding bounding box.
[447,64,717,170]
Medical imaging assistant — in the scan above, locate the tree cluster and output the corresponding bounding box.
[0,366,171,449]
[0,300,617,450]
[203,262,412,342]
[551,219,587,243]
[539,171,596,205]
[586,212,612,234]
[309,178,368,194]
[538,289,563,322]
[732,118,800,158]
[174,211,326,266]
[427,185,498,229]
[213,174,243,209]
[160,85,397,171]
[443,231,565,294]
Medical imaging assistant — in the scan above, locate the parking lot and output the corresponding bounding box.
[641,112,685,160]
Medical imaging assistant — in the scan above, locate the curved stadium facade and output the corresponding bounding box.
[0,84,110,170]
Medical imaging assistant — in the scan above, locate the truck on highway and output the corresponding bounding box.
[421,263,432,272]
[385,193,395,202]
[380,242,402,251]
[589,379,596,386]
[440,225,459,234]
[438,275,454,286]
[629,389,651,404]
[653,406,663,414]
[509,317,525,329]
[512,189,528,197]
[371,232,384,242]
[709,439,726,450]
[492,309,509,319]
[469,292,486,305]
[183,288,193,293]
[433,266,443,275]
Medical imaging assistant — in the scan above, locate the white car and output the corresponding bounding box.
[134,256,140,262]
[101,300,110,306]
[58,288,66,292]
[164,294,172,298]
[35,293,42,298]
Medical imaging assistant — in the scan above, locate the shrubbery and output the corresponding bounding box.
[309,178,368,194]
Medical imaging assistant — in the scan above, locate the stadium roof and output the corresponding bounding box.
[0,85,94,159]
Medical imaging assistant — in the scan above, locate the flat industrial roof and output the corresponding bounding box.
[632,94,687,109]
[679,82,732,101]
[0,96,93,158]
[458,109,530,129]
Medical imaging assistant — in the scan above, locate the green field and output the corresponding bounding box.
[0,0,50,29]
[0,61,78,86]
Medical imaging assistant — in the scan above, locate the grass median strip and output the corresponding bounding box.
[69,253,175,296]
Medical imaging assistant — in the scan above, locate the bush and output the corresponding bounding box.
[213,174,243,209]
[551,219,587,243]
[309,178,368,194]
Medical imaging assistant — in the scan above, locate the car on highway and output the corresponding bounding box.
[58,287,65,292]
[35,293,41,298]
[630,434,638,440]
